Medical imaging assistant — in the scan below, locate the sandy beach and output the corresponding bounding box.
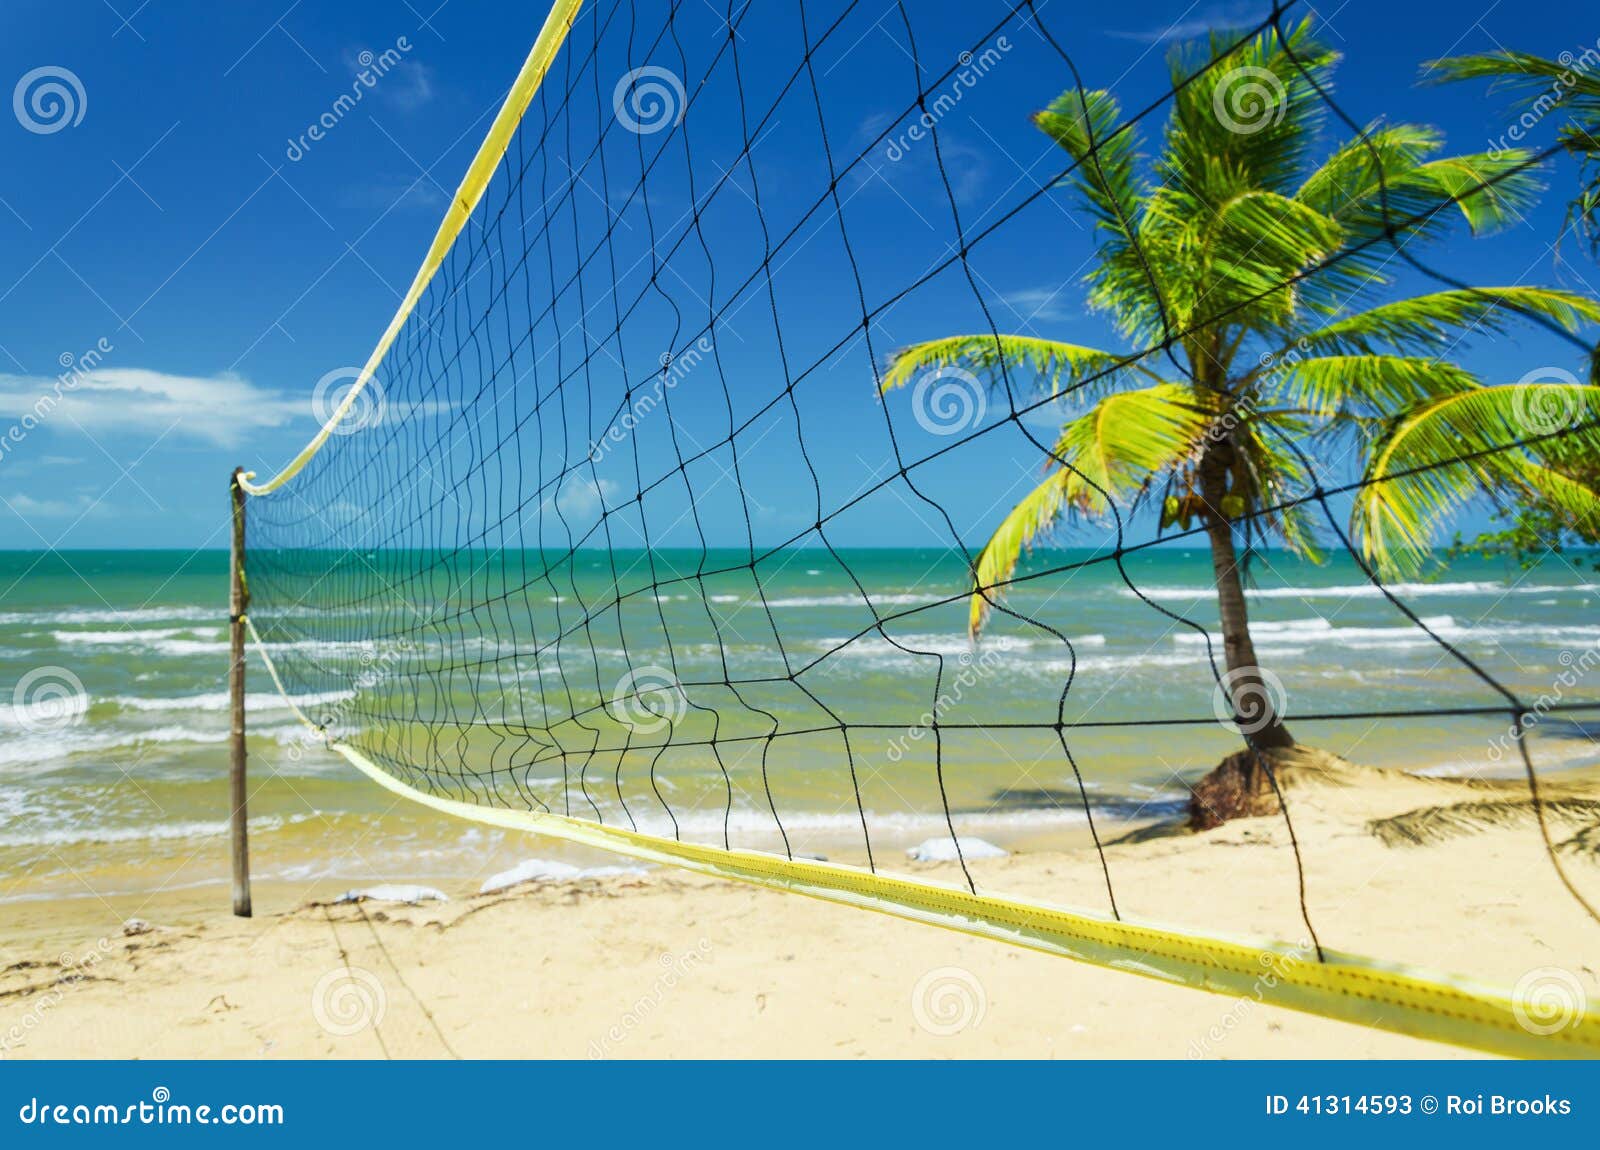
[3,760,1596,1059]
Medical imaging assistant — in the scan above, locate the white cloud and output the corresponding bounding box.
[341,47,435,110]
[554,474,619,520]
[3,492,99,518]
[0,368,307,447]
[998,287,1076,326]
[1107,4,1273,43]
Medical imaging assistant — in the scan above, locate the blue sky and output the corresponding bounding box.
[2,0,1598,551]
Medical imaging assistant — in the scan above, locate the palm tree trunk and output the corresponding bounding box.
[1200,445,1294,750]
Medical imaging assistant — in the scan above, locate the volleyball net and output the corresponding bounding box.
[235,0,1600,1056]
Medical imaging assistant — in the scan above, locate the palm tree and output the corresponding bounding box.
[881,20,1600,753]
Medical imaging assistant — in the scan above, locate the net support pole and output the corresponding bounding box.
[228,467,252,918]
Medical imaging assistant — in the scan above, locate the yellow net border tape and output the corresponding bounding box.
[236,0,588,496]
[243,619,1597,1058]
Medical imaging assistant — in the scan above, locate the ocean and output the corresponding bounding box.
[1,547,1597,905]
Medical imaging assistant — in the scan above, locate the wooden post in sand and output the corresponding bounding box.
[229,467,253,918]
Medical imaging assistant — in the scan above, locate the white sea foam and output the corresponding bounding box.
[814,631,1103,661]
[110,688,355,714]
[0,811,319,848]
[0,606,215,626]
[1169,615,1600,651]
[0,692,91,731]
[1125,581,1597,602]
[767,593,929,608]
[0,723,305,769]
[51,627,211,646]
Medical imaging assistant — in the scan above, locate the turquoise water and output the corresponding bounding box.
[1,548,1597,901]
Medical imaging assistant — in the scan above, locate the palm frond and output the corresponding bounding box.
[1163,17,1337,197]
[1353,382,1600,575]
[1050,383,1222,500]
[1425,51,1600,110]
[1427,51,1600,249]
[1032,89,1167,344]
[968,384,1219,635]
[967,468,1081,637]
[1297,123,1443,218]
[881,334,1146,400]
[1288,287,1600,356]
[1262,354,1479,416]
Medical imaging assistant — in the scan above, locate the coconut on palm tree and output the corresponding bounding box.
[880,20,1600,802]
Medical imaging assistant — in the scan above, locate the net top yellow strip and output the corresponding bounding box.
[237,0,586,497]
